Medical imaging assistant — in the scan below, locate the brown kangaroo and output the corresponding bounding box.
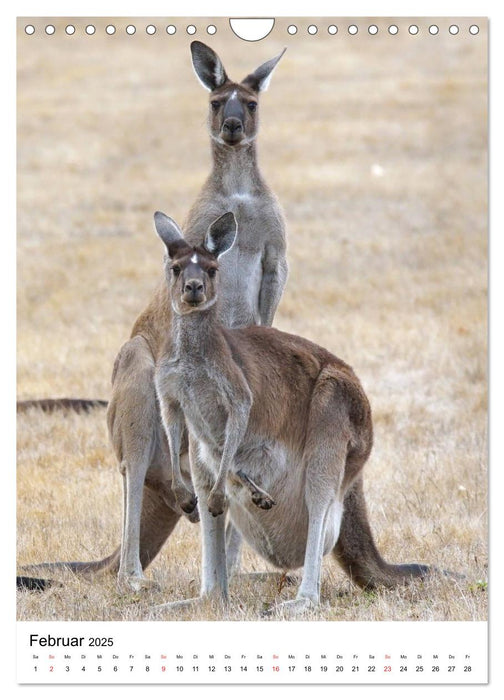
[20,41,288,591]
[153,211,430,613]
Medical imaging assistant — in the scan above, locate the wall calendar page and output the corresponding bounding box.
[14,3,489,692]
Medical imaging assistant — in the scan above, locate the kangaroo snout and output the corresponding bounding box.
[183,279,205,304]
[184,279,204,294]
[222,117,243,142]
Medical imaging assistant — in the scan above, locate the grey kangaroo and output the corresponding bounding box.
[22,41,288,592]
[154,211,430,613]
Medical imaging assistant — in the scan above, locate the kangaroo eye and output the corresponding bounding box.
[171,265,181,277]
[247,101,257,112]
[207,268,217,278]
[211,100,220,110]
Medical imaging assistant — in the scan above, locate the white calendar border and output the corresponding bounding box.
[5,0,500,697]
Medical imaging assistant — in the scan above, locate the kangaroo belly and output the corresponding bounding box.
[229,500,308,569]
[227,441,341,570]
[229,499,341,570]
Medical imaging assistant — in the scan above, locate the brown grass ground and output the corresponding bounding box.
[16,17,487,621]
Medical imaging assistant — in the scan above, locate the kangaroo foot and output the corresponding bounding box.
[151,591,229,617]
[235,469,276,510]
[262,596,318,618]
[150,597,201,616]
[235,571,298,587]
[117,573,160,594]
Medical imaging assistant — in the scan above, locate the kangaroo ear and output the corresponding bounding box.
[241,47,286,92]
[190,41,229,92]
[204,212,237,258]
[154,212,186,258]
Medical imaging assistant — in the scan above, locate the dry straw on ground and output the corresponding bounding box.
[17,18,487,621]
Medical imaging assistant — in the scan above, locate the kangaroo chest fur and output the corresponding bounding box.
[186,193,282,328]
[213,193,265,328]
[183,145,286,330]
[164,353,230,454]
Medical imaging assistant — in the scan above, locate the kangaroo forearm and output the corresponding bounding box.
[214,417,248,493]
[160,404,183,482]
[259,262,288,326]
[162,408,198,515]
[259,278,284,326]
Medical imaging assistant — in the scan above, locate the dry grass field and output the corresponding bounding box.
[17,17,487,621]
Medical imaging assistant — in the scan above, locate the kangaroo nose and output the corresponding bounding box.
[184,280,204,294]
[222,117,243,135]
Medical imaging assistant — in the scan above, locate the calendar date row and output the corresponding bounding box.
[33,663,473,674]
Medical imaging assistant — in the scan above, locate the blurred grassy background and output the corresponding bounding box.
[17,17,487,620]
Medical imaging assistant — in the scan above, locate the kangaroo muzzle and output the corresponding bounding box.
[221,93,245,143]
[221,117,243,143]
[183,279,205,305]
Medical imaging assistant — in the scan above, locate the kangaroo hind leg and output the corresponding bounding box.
[108,336,162,592]
[291,446,346,613]
[266,378,351,616]
[153,436,228,614]
[265,475,343,617]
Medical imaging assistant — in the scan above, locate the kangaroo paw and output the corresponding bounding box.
[184,503,201,523]
[207,490,227,517]
[174,487,198,515]
[251,490,276,510]
[262,597,318,618]
[180,493,198,514]
[235,469,276,510]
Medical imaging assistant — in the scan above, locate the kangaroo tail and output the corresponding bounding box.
[333,476,430,589]
[16,552,119,593]
[16,575,60,591]
[17,398,108,413]
[19,549,120,577]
